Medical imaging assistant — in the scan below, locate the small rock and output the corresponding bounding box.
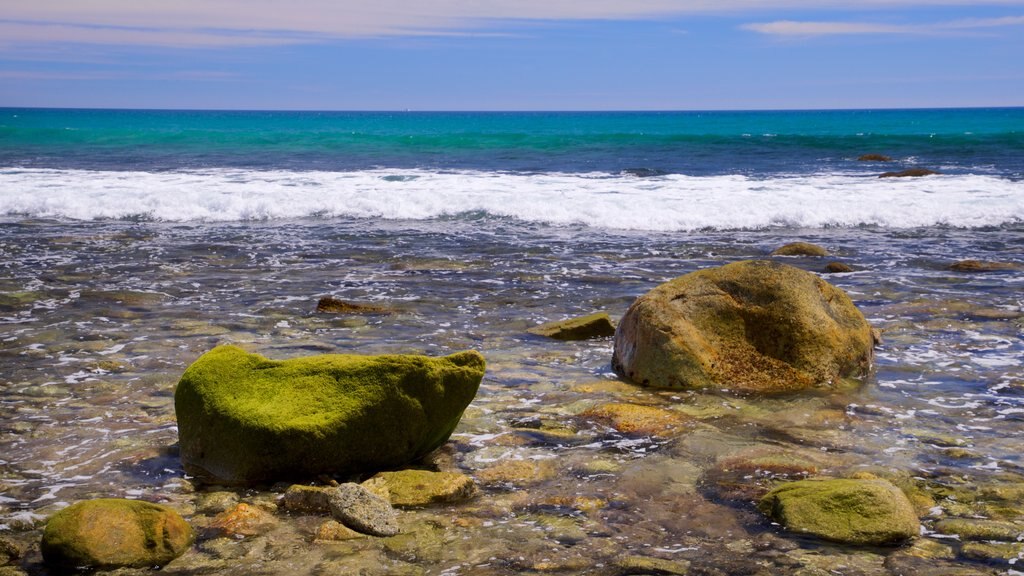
[0,537,22,564]
[280,484,335,514]
[362,470,476,508]
[527,312,616,340]
[934,518,1023,542]
[770,242,829,257]
[315,296,393,314]
[475,459,558,487]
[195,491,239,515]
[858,154,893,162]
[329,483,400,537]
[960,541,1024,563]
[949,260,1021,273]
[208,503,277,538]
[824,261,853,273]
[758,478,919,545]
[879,168,940,178]
[314,519,365,542]
[580,402,690,437]
[41,499,194,570]
[615,554,691,575]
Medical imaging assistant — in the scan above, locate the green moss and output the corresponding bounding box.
[41,498,193,570]
[527,312,616,340]
[758,478,919,546]
[175,345,485,484]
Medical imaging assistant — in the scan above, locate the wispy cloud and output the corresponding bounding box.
[4,1,1024,47]
[743,15,1024,37]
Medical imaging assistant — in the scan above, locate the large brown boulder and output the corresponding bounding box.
[612,260,873,394]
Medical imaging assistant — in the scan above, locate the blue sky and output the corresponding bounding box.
[1,1,1022,110]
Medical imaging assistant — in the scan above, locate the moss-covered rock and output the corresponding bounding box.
[824,262,853,274]
[175,345,485,484]
[948,260,1021,273]
[612,260,874,394]
[934,518,1023,542]
[315,297,394,314]
[207,503,277,538]
[527,312,616,340]
[615,554,692,575]
[362,470,476,508]
[579,402,690,437]
[770,242,829,257]
[757,478,919,546]
[41,499,193,570]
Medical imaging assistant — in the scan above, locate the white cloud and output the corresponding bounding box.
[3,1,1024,47]
[743,14,1024,36]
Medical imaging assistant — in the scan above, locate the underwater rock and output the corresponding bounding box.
[770,242,829,257]
[315,296,393,314]
[824,261,853,273]
[175,345,485,484]
[758,478,919,545]
[858,154,893,162]
[527,312,616,340]
[362,470,476,508]
[879,168,940,178]
[934,518,1023,542]
[280,484,335,514]
[314,519,365,542]
[615,554,692,575]
[948,260,1021,273]
[580,402,690,437]
[195,491,239,515]
[960,541,1024,563]
[329,483,400,537]
[41,499,193,570]
[0,537,21,564]
[207,503,276,538]
[475,459,558,487]
[612,260,874,394]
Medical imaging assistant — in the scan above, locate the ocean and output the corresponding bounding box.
[1,107,1023,574]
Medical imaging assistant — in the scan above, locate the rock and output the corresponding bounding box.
[703,447,823,502]
[314,519,365,542]
[40,499,194,570]
[824,261,853,274]
[858,154,893,162]
[934,518,1023,542]
[0,537,21,564]
[280,484,335,514]
[207,503,276,538]
[315,296,393,314]
[612,260,874,394]
[175,345,485,484]
[770,242,829,257]
[949,260,1021,273]
[757,478,919,545]
[527,312,616,340]
[195,491,239,515]
[475,459,558,487]
[879,168,940,178]
[960,541,1024,563]
[328,483,400,537]
[579,402,690,436]
[362,470,476,508]
[615,554,692,575]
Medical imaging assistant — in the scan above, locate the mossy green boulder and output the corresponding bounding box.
[757,478,919,545]
[41,499,193,570]
[175,345,485,484]
[612,260,873,394]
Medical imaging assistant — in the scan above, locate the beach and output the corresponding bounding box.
[1,108,1023,574]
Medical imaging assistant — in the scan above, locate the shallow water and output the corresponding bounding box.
[1,217,1023,574]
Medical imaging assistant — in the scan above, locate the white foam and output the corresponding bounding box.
[0,168,1021,231]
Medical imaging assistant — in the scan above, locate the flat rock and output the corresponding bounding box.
[934,518,1023,542]
[758,478,919,545]
[858,154,893,162]
[879,168,940,178]
[527,312,616,340]
[207,503,276,538]
[316,296,393,314]
[612,260,874,394]
[949,259,1021,273]
[329,483,400,537]
[175,345,485,484]
[362,470,476,508]
[580,402,690,437]
[41,499,193,570]
[475,459,558,487]
[615,554,692,575]
[770,242,829,257]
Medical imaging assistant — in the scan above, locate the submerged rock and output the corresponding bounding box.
[615,554,692,575]
[329,483,400,537]
[824,262,854,274]
[315,296,393,314]
[770,242,829,257]
[207,503,277,538]
[527,312,616,340]
[948,260,1021,273]
[175,345,485,484]
[280,484,335,514]
[858,154,893,162]
[41,499,193,570]
[934,518,1023,542]
[362,470,476,508]
[580,402,690,437]
[612,260,874,394]
[879,168,940,178]
[757,478,919,545]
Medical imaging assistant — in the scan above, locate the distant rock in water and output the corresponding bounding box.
[824,261,854,274]
[879,168,940,178]
[949,259,1021,273]
[528,312,616,340]
[41,499,193,570]
[758,478,919,546]
[857,154,893,162]
[621,168,670,178]
[612,260,874,394]
[174,345,485,484]
[770,242,829,257]
[316,296,393,314]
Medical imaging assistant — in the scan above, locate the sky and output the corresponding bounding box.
[1,1,1022,110]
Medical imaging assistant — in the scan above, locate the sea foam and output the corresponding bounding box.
[0,168,1020,230]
